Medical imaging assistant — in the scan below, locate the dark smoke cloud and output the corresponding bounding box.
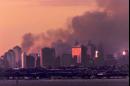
[70,0,129,54]
[21,0,129,55]
[21,29,71,54]
[71,11,128,54]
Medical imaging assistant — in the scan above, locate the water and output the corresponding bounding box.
[0,79,129,86]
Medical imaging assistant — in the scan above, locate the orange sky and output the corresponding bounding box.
[0,0,98,55]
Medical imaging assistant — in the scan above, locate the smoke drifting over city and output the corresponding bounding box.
[21,29,71,54]
[21,0,129,55]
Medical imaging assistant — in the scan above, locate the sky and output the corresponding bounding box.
[0,0,129,56]
[0,0,98,55]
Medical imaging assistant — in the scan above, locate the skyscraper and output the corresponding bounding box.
[1,55,9,68]
[94,43,105,66]
[4,50,16,68]
[81,45,87,67]
[0,57,4,68]
[72,43,88,66]
[13,46,22,68]
[54,56,61,67]
[72,47,81,64]
[36,53,41,68]
[87,41,96,66]
[61,54,73,67]
[21,52,27,68]
[72,55,78,66]
[42,47,56,67]
[105,54,117,66]
[117,50,129,65]
[25,54,35,68]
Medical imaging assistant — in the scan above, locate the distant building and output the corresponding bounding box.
[0,58,4,68]
[36,53,41,68]
[61,54,73,67]
[117,50,129,65]
[72,47,81,64]
[41,47,56,67]
[94,44,105,66]
[1,55,9,68]
[21,52,28,68]
[104,54,117,66]
[4,50,16,68]
[28,53,41,68]
[30,53,38,67]
[54,56,61,67]
[13,46,22,68]
[72,55,78,66]
[81,45,88,67]
[72,42,96,66]
[52,40,71,57]
[86,41,96,66]
[25,54,35,68]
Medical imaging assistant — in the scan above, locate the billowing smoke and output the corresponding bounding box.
[21,0,129,55]
[21,33,35,53]
[21,29,72,54]
[70,0,129,53]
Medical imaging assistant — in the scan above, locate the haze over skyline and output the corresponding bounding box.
[0,0,129,55]
[0,0,97,55]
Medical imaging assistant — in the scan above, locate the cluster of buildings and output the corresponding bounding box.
[0,42,129,69]
[0,46,22,68]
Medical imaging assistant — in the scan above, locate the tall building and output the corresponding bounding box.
[1,55,9,68]
[21,52,25,68]
[25,54,35,68]
[61,54,73,67]
[42,47,56,67]
[52,40,71,57]
[72,43,89,66]
[0,57,4,68]
[81,45,87,67]
[72,55,78,66]
[13,46,22,68]
[54,56,61,67]
[86,41,96,66]
[104,54,117,66]
[72,47,81,64]
[29,53,38,67]
[4,50,16,68]
[117,50,129,65]
[94,44,105,66]
[36,53,41,68]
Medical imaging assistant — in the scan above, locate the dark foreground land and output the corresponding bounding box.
[0,79,129,86]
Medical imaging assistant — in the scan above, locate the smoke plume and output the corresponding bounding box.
[21,29,72,54]
[70,0,129,53]
[21,0,129,55]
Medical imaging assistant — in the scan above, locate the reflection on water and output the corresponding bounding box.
[0,79,129,86]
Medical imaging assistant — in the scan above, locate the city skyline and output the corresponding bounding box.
[0,1,129,86]
[0,41,129,69]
